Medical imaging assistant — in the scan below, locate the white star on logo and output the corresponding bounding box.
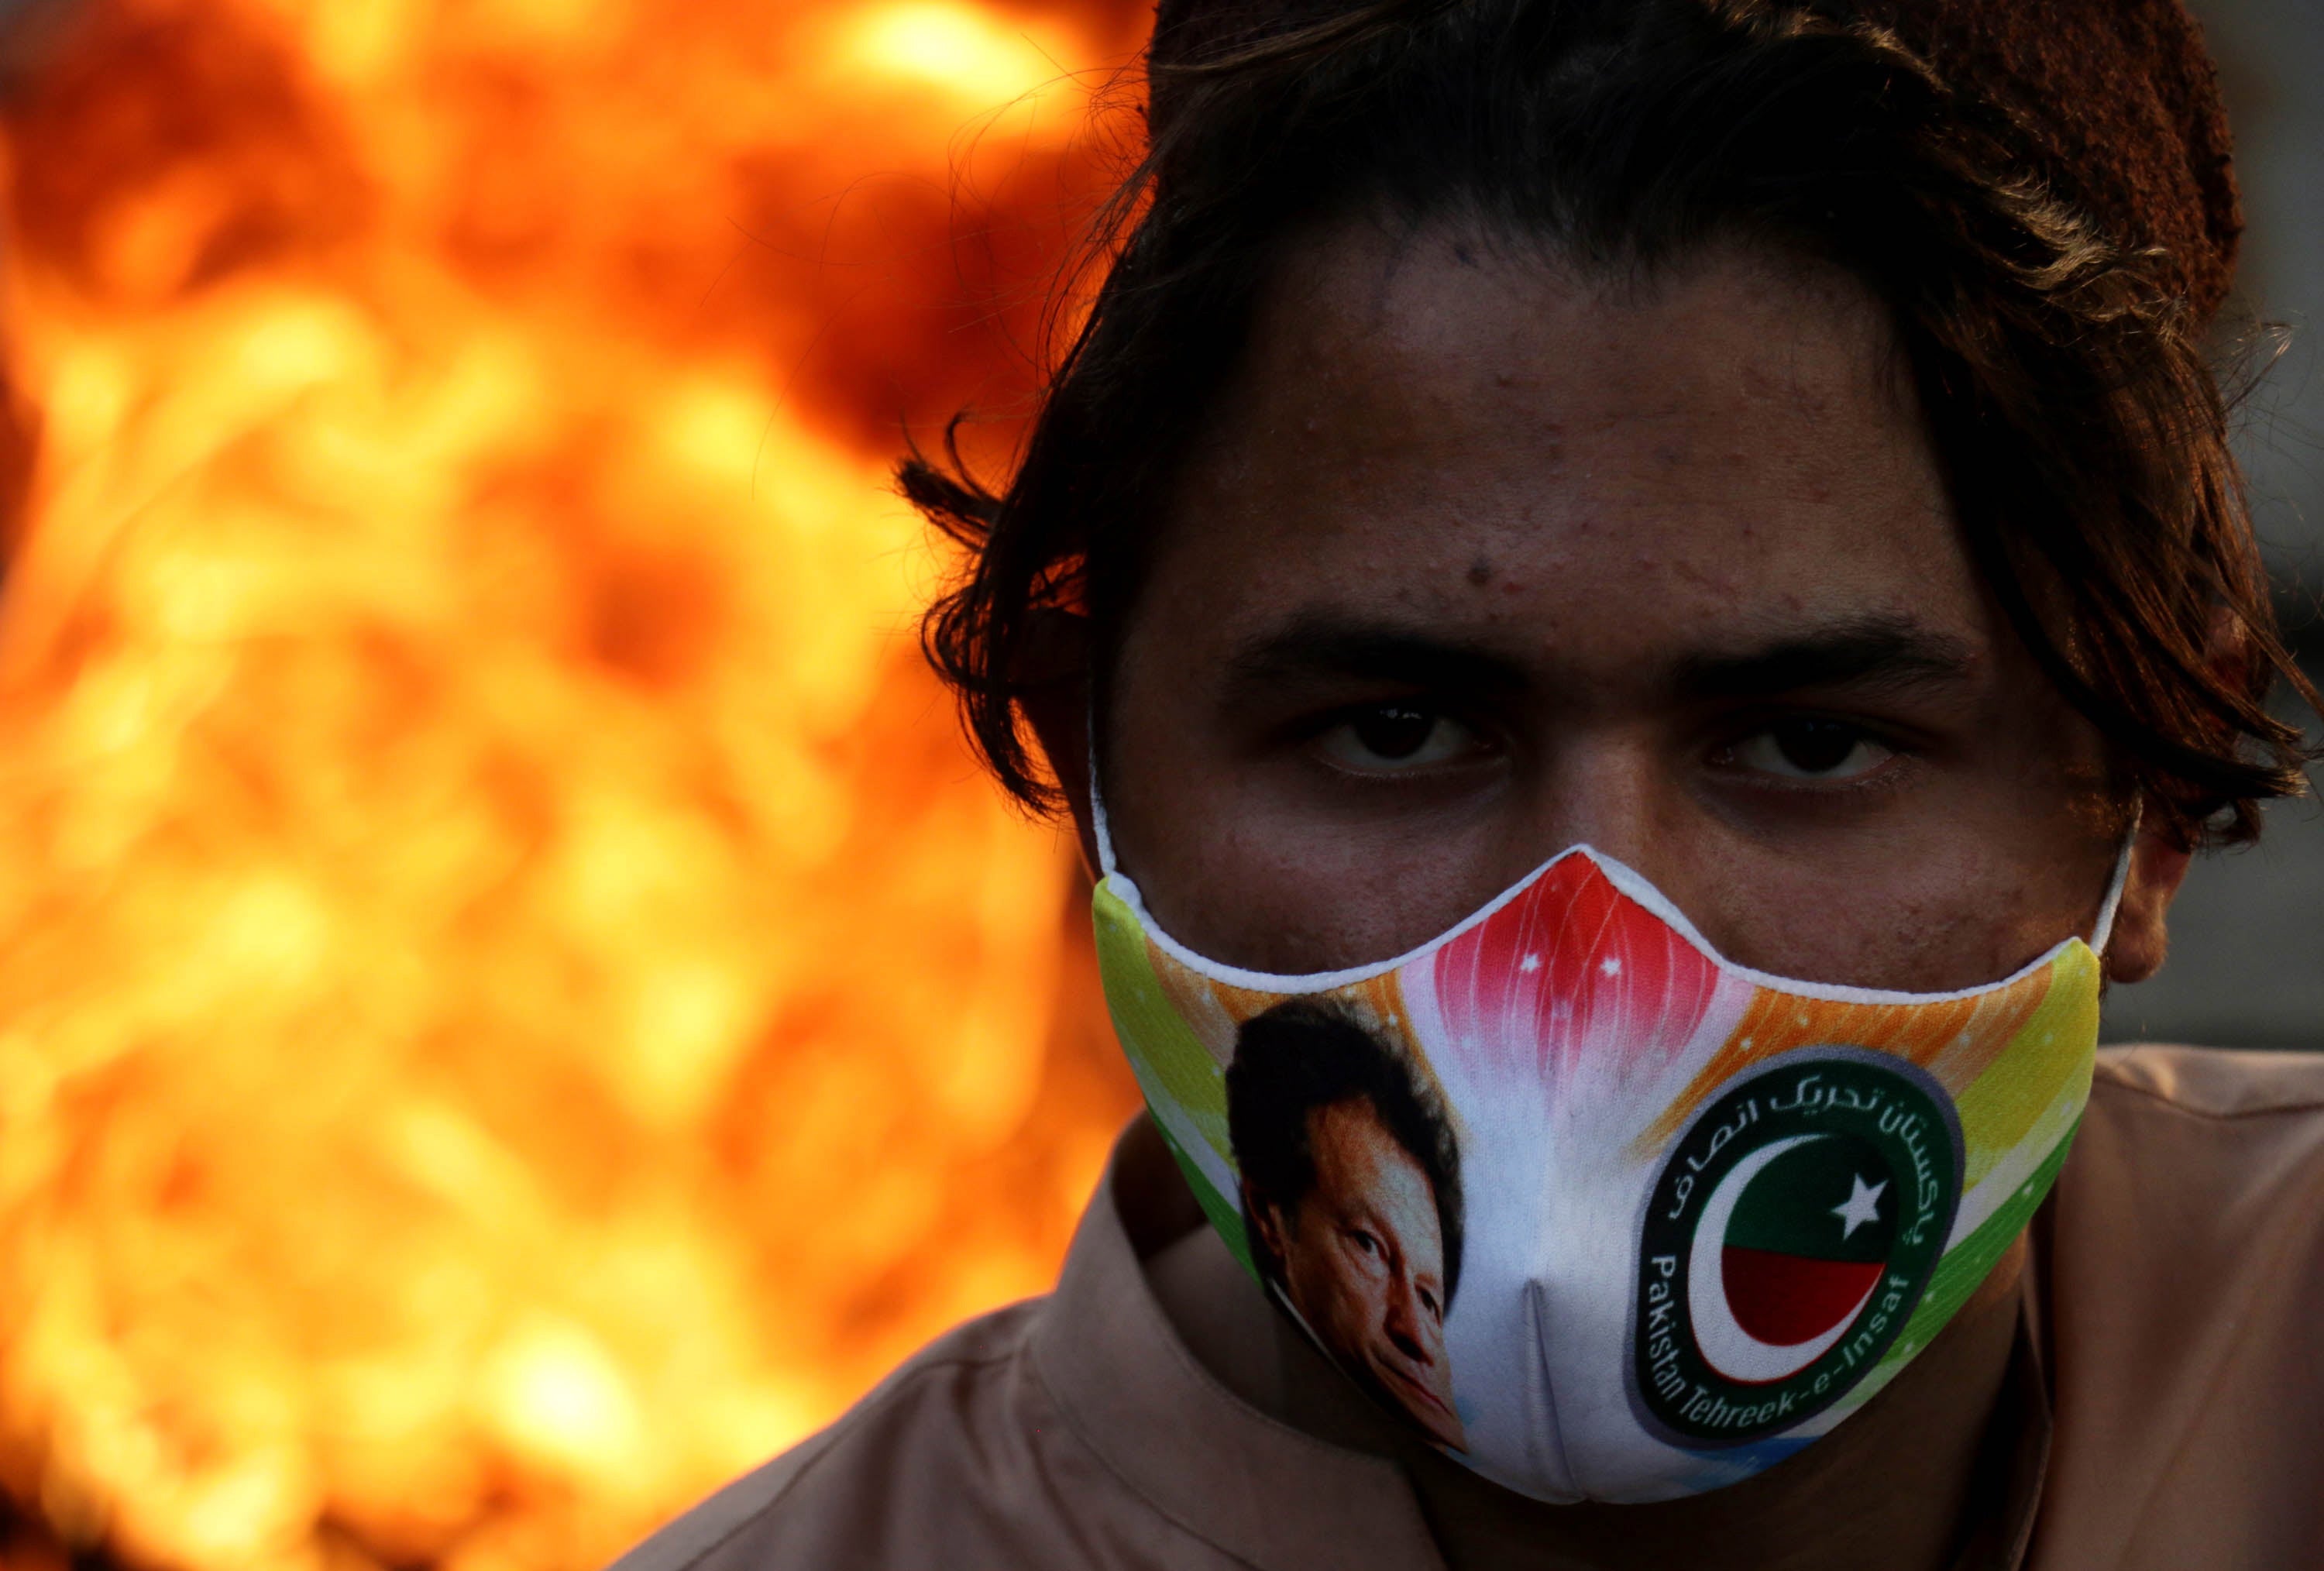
[1600,956,1622,978]
[1518,953,1542,973]
[1831,1174,1887,1239]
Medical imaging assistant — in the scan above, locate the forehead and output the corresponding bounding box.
[1308,1098,1424,1190]
[1147,219,1979,680]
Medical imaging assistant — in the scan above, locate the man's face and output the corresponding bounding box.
[1096,221,2171,992]
[1251,1096,1463,1449]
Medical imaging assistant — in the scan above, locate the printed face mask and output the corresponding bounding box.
[1091,813,2128,1504]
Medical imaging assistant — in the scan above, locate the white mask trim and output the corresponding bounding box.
[2087,810,2139,958]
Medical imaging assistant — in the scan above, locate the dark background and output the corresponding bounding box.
[2098,0,2324,1050]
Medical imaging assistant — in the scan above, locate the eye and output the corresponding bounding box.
[1313,705,1482,774]
[1347,1228,1383,1258]
[1723,719,1895,782]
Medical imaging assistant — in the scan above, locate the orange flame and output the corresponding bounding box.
[0,1,1143,1566]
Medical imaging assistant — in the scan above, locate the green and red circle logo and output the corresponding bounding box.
[1632,1050,1962,1446]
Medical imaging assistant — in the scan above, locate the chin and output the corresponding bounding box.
[1408,1403,1467,1452]
[1372,1366,1466,1450]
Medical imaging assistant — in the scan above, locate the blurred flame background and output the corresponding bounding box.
[0,0,1145,1566]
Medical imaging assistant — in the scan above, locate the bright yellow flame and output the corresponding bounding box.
[851,2,1067,101]
[0,0,1143,1565]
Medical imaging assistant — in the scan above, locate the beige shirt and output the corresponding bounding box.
[610,1047,2324,1571]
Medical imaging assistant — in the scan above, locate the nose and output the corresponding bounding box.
[1513,734,1733,951]
[1513,739,1669,887]
[1381,1276,1436,1367]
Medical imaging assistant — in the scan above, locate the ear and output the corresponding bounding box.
[2102,817,2192,985]
[1016,609,1102,878]
[1242,1181,1291,1266]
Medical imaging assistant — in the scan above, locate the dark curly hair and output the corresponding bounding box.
[906,0,2318,845]
[1226,1001,1465,1304]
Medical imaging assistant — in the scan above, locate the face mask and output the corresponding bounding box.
[1090,800,2129,1504]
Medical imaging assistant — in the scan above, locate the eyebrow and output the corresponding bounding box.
[1222,609,1976,710]
[1669,616,1978,702]
[1222,613,1529,701]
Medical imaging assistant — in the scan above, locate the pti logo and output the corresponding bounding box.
[1633,1051,1962,1446]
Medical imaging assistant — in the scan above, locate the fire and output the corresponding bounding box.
[0,1,1143,1566]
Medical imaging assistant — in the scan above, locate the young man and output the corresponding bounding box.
[614,1,2324,1566]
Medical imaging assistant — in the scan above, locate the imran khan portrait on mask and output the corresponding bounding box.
[610,1,2324,1569]
[1227,1002,1468,1452]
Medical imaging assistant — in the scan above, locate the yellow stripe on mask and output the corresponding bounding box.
[1951,944,2101,1190]
[1092,883,1234,1166]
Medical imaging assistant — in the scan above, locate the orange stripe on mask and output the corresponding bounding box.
[1635,963,2054,1154]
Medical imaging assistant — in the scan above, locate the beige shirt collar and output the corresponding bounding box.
[1031,1119,1452,1569]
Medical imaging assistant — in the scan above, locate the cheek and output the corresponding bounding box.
[1291,1233,1383,1329]
[1692,805,2118,990]
[1332,1271,1394,1339]
[1676,659,2121,991]
[1163,808,1514,972]
[1105,674,1517,970]
[1277,1215,1339,1298]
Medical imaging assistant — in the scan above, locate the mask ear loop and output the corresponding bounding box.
[1087,732,1120,878]
[2087,806,2140,957]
